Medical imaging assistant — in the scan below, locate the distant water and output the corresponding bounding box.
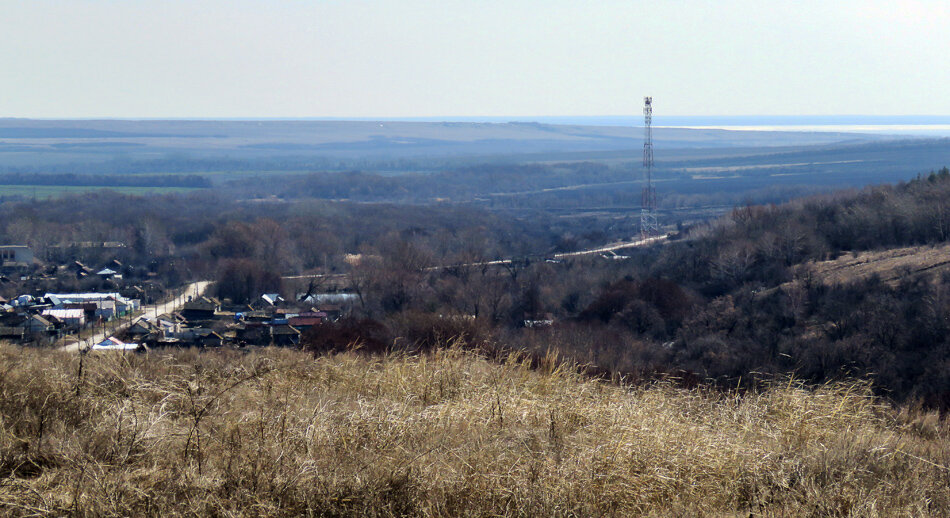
[652,116,950,137]
[664,124,950,137]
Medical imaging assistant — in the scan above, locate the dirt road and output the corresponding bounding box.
[286,235,670,280]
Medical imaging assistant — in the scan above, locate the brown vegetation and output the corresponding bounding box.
[793,242,950,287]
[0,344,948,516]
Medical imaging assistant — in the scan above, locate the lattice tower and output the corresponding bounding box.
[640,96,659,238]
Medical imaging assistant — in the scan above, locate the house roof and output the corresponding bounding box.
[157,312,186,323]
[288,317,322,327]
[45,292,122,302]
[92,336,139,350]
[42,308,84,319]
[131,317,157,329]
[183,297,218,311]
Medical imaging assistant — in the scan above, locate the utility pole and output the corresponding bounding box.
[640,96,659,239]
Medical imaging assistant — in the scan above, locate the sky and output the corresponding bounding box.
[2,0,950,118]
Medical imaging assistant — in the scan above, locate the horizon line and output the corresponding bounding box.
[5,114,950,122]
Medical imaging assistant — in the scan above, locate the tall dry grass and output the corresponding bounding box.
[0,343,947,516]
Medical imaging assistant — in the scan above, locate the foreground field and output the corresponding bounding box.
[0,345,948,516]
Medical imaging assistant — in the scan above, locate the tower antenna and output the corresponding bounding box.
[640,96,659,239]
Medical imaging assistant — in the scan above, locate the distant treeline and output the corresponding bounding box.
[266,163,825,213]
[274,163,625,201]
[0,156,467,176]
[0,173,211,188]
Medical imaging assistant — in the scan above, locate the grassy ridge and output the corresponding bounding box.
[0,345,947,516]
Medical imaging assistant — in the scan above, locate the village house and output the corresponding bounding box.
[242,310,270,323]
[252,293,285,309]
[181,296,220,322]
[92,336,141,352]
[111,296,135,315]
[271,325,301,346]
[128,317,159,339]
[24,314,55,336]
[235,323,269,345]
[69,261,93,279]
[96,300,117,320]
[46,293,138,315]
[288,311,325,330]
[41,308,86,330]
[0,246,33,270]
[96,268,119,280]
[195,329,225,347]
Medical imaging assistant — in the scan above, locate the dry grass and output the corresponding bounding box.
[0,344,947,517]
[796,243,950,287]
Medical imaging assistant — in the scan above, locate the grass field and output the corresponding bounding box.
[796,243,950,287]
[0,344,947,516]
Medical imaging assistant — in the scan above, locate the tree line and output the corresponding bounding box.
[5,165,950,408]
[0,173,211,188]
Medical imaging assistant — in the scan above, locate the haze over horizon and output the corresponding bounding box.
[3,1,949,118]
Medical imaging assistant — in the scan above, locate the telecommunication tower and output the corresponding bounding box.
[640,96,659,238]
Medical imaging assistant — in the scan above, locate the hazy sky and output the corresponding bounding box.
[3,0,949,118]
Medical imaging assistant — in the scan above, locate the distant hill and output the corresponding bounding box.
[0,118,894,167]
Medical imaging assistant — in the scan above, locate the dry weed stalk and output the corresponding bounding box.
[0,343,945,516]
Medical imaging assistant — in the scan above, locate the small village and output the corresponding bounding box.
[0,244,352,351]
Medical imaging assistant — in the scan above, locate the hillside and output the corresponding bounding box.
[0,345,947,517]
[794,243,950,287]
[0,119,888,165]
